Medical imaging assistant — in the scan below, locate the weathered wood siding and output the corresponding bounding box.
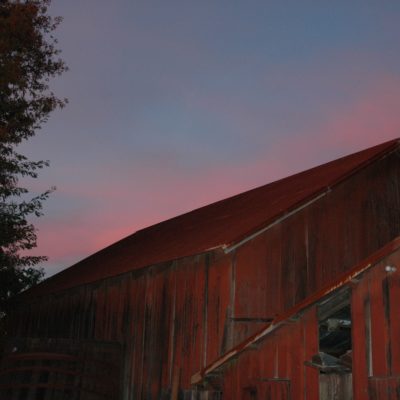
[217,247,400,399]
[5,252,234,399]
[231,150,400,343]
[2,149,400,399]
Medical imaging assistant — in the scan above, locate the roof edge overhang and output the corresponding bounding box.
[20,138,400,297]
[223,139,400,253]
[222,191,328,253]
[17,246,226,300]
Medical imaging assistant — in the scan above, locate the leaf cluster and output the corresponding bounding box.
[0,0,66,320]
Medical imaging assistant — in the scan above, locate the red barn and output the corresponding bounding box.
[2,139,400,399]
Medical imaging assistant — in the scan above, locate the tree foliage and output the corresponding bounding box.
[0,0,67,333]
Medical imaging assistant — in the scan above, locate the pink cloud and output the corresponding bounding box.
[291,75,400,155]
[240,74,400,176]
[33,74,400,276]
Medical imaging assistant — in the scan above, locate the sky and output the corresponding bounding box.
[19,1,400,276]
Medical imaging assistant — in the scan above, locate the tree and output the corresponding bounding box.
[0,0,67,344]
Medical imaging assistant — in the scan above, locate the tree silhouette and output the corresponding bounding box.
[0,0,67,345]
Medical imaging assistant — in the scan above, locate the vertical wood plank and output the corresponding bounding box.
[369,267,390,377]
[351,276,370,400]
[388,268,400,375]
[303,307,319,400]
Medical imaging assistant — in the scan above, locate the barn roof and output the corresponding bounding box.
[27,138,400,296]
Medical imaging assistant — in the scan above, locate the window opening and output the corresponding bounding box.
[311,290,352,373]
[312,290,353,400]
[319,305,352,369]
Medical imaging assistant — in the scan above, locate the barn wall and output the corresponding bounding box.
[219,307,318,400]
[4,251,234,398]
[2,149,400,399]
[231,150,400,344]
[216,247,400,400]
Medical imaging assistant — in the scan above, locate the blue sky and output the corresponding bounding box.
[20,1,400,275]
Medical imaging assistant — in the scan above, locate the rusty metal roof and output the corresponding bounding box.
[27,139,400,295]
